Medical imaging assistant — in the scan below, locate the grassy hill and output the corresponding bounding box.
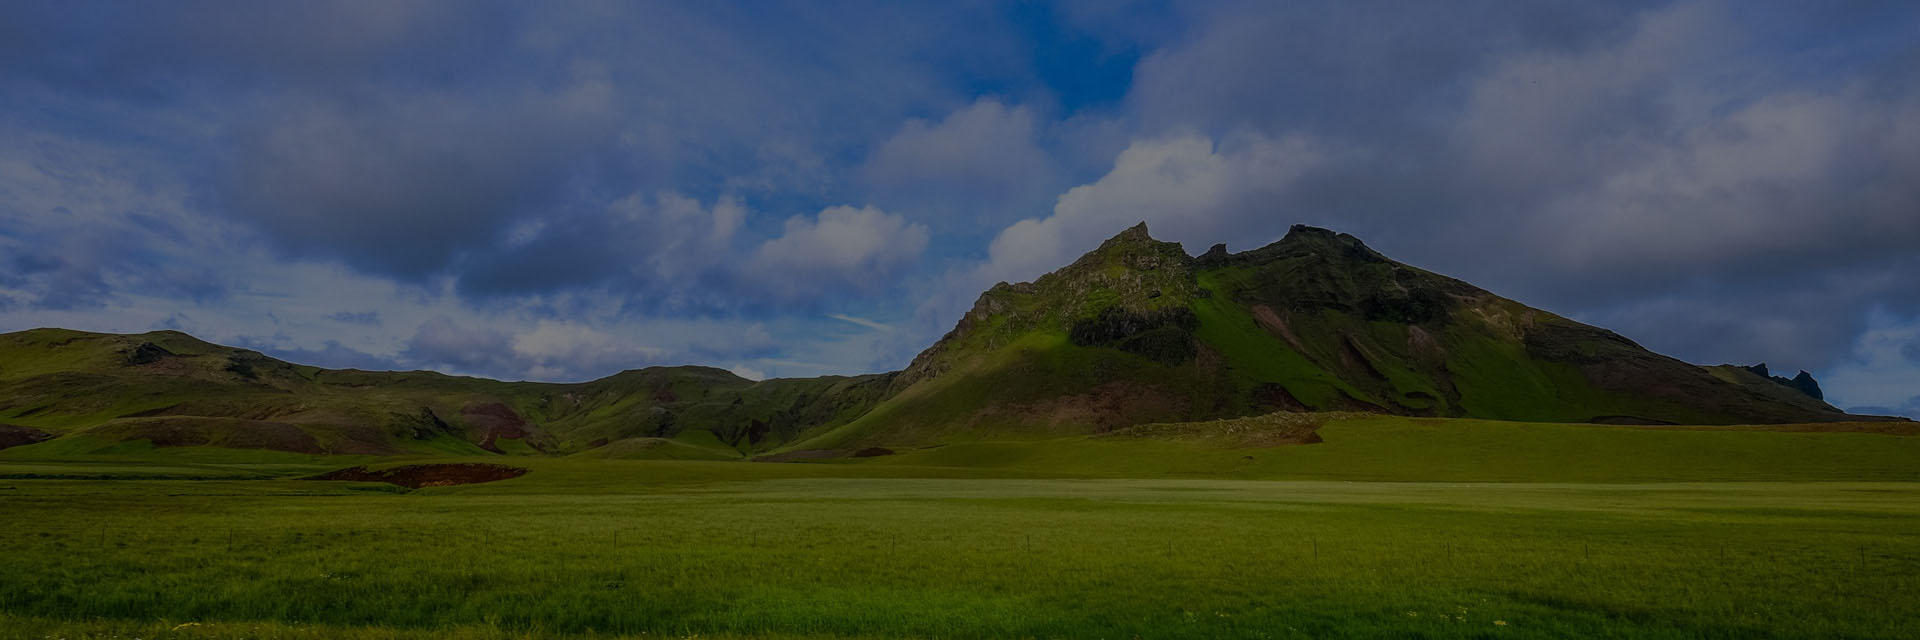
[0,223,1901,459]
[0,327,890,458]
[785,224,1880,450]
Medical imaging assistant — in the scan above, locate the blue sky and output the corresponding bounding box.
[2,1,1917,416]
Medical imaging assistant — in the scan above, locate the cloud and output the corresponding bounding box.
[457,192,746,307]
[1845,396,1920,420]
[401,316,665,382]
[973,133,1325,286]
[728,364,767,381]
[747,205,930,302]
[237,336,402,372]
[0,125,233,310]
[220,77,615,280]
[1821,311,1920,414]
[327,311,381,326]
[827,313,892,332]
[863,98,1058,218]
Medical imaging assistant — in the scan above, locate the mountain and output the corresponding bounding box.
[0,224,1897,458]
[785,223,1878,449]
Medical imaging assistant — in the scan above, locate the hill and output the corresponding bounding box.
[0,223,1901,458]
[786,224,1883,449]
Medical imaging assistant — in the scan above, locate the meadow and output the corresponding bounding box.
[2,416,1918,639]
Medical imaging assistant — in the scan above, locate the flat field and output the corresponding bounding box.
[2,417,1917,639]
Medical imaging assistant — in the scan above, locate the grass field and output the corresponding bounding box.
[2,416,1917,639]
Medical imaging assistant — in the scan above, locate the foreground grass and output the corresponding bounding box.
[2,458,1917,639]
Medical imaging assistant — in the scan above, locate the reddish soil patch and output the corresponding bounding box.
[306,463,529,488]
[1250,305,1309,353]
[461,402,538,453]
[851,446,894,457]
[0,424,52,451]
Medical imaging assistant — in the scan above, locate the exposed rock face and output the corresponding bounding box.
[122,342,174,366]
[1742,363,1826,400]
[1790,371,1824,401]
[0,424,53,450]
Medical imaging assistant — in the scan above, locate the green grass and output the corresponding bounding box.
[3,414,1917,639]
[874,414,1920,482]
[1,463,1916,639]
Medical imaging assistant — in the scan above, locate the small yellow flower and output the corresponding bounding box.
[1494,620,1508,626]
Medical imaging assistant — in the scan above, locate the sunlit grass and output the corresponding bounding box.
[2,458,1917,639]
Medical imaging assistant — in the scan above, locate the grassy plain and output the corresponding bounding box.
[2,416,1918,639]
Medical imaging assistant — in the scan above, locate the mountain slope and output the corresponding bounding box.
[0,328,890,457]
[786,224,1876,449]
[0,223,1897,458]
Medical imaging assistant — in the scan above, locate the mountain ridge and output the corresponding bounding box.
[0,224,1904,458]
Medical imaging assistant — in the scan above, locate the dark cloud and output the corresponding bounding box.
[219,85,616,280]
[2,0,1917,394]
[1903,342,1920,364]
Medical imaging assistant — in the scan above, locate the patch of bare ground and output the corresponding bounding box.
[1003,380,1188,434]
[1102,411,1366,448]
[0,424,53,450]
[305,463,528,488]
[462,402,544,453]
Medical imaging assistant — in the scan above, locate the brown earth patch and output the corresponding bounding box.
[0,424,53,450]
[1250,305,1308,353]
[461,402,539,453]
[851,446,895,458]
[305,463,529,488]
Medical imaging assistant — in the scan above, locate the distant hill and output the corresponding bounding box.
[0,224,1900,458]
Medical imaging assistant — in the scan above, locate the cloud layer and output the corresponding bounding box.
[1,1,1915,413]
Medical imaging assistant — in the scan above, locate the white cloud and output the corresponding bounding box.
[973,132,1326,286]
[748,205,930,301]
[827,313,892,332]
[864,98,1055,199]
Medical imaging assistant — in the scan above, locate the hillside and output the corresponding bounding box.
[787,224,1882,449]
[0,327,889,458]
[0,223,1900,458]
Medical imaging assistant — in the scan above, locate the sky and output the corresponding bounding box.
[1,1,1917,416]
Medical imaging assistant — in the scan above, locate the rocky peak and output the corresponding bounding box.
[1740,363,1825,400]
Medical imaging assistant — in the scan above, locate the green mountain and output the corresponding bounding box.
[0,224,1894,458]
[788,223,1875,449]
